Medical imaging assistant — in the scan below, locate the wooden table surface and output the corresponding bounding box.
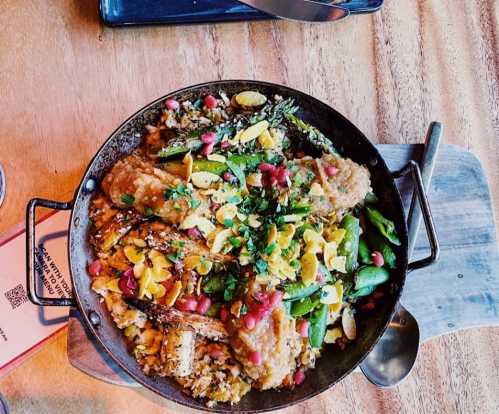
[1,0,498,413]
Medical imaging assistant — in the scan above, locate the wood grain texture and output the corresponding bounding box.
[0,0,498,413]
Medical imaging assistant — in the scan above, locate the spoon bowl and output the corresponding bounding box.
[359,304,420,387]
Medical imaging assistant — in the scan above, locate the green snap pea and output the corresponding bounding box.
[365,230,397,269]
[354,266,390,291]
[358,237,372,265]
[348,285,376,299]
[308,303,328,348]
[365,207,401,246]
[283,281,320,301]
[291,292,321,317]
[338,215,360,273]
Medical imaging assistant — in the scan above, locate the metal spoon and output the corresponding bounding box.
[360,122,443,387]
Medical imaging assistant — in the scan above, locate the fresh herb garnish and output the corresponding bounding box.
[226,160,246,189]
[223,219,234,228]
[121,194,135,207]
[255,259,268,274]
[189,198,201,209]
[229,237,242,248]
[223,274,238,301]
[164,184,192,200]
[265,242,277,255]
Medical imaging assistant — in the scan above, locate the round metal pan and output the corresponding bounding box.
[26,80,439,412]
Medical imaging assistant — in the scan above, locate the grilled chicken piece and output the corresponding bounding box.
[101,153,190,225]
[138,221,232,264]
[89,206,140,252]
[161,327,196,377]
[228,306,302,390]
[291,155,371,215]
[127,299,229,342]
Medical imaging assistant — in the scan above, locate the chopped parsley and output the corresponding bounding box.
[121,194,135,207]
[255,259,268,274]
[223,274,238,301]
[229,237,242,248]
[189,198,201,209]
[264,242,277,255]
[164,184,192,200]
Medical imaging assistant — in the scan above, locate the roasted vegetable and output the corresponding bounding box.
[365,207,401,246]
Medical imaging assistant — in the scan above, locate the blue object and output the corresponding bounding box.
[100,0,384,26]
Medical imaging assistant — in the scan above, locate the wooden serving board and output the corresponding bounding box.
[67,143,499,387]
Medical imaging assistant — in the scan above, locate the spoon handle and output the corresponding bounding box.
[407,122,442,258]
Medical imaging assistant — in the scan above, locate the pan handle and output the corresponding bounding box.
[392,161,440,272]
[26,197,76,306]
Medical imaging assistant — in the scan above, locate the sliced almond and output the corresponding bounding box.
[240,120,269,144]
[324,327,343,344]
[207,154,227,163]
[235,91,267,107]
[342,307,357,340]
[215,203,238,224]
[191,171,221,189]
[211,228,233,254]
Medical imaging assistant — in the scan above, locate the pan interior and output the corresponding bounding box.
[68,80,408,412]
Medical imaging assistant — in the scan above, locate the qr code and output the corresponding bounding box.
[5,284,28,309]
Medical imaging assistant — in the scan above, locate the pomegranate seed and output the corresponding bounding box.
[371,251,385,267]
[269,291,283,308]
[196,295,211,315]
[220,307,230,322]
[201,131,216,144]
[276,167,290,185]
[258,163,277,174]
[297,319,309,338]
[88,259,102,277]
[176,296,198,312]
[204,95,218,109]
[293,369,305,385]
[118,268,137,297]
[210,347,224,359]
[211,202,221,210]
[220,140,230,149]
[243,313,257,330]
[325,165,339,177]
[187,226,202,239]
[223,172,235,183]
[248,350,262,366]
[165,99,179,111]
[201,142,215,156]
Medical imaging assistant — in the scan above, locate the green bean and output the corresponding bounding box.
[354,266,390,290]
[365,207,401,246]
[338,215,360,273]
[308,304,328,348]
[166,154,264,177]
[290,292,321,317]
[358,237,372,265]
[365,230,397,269]
[283,281,320,301]
[348,285,376,299]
